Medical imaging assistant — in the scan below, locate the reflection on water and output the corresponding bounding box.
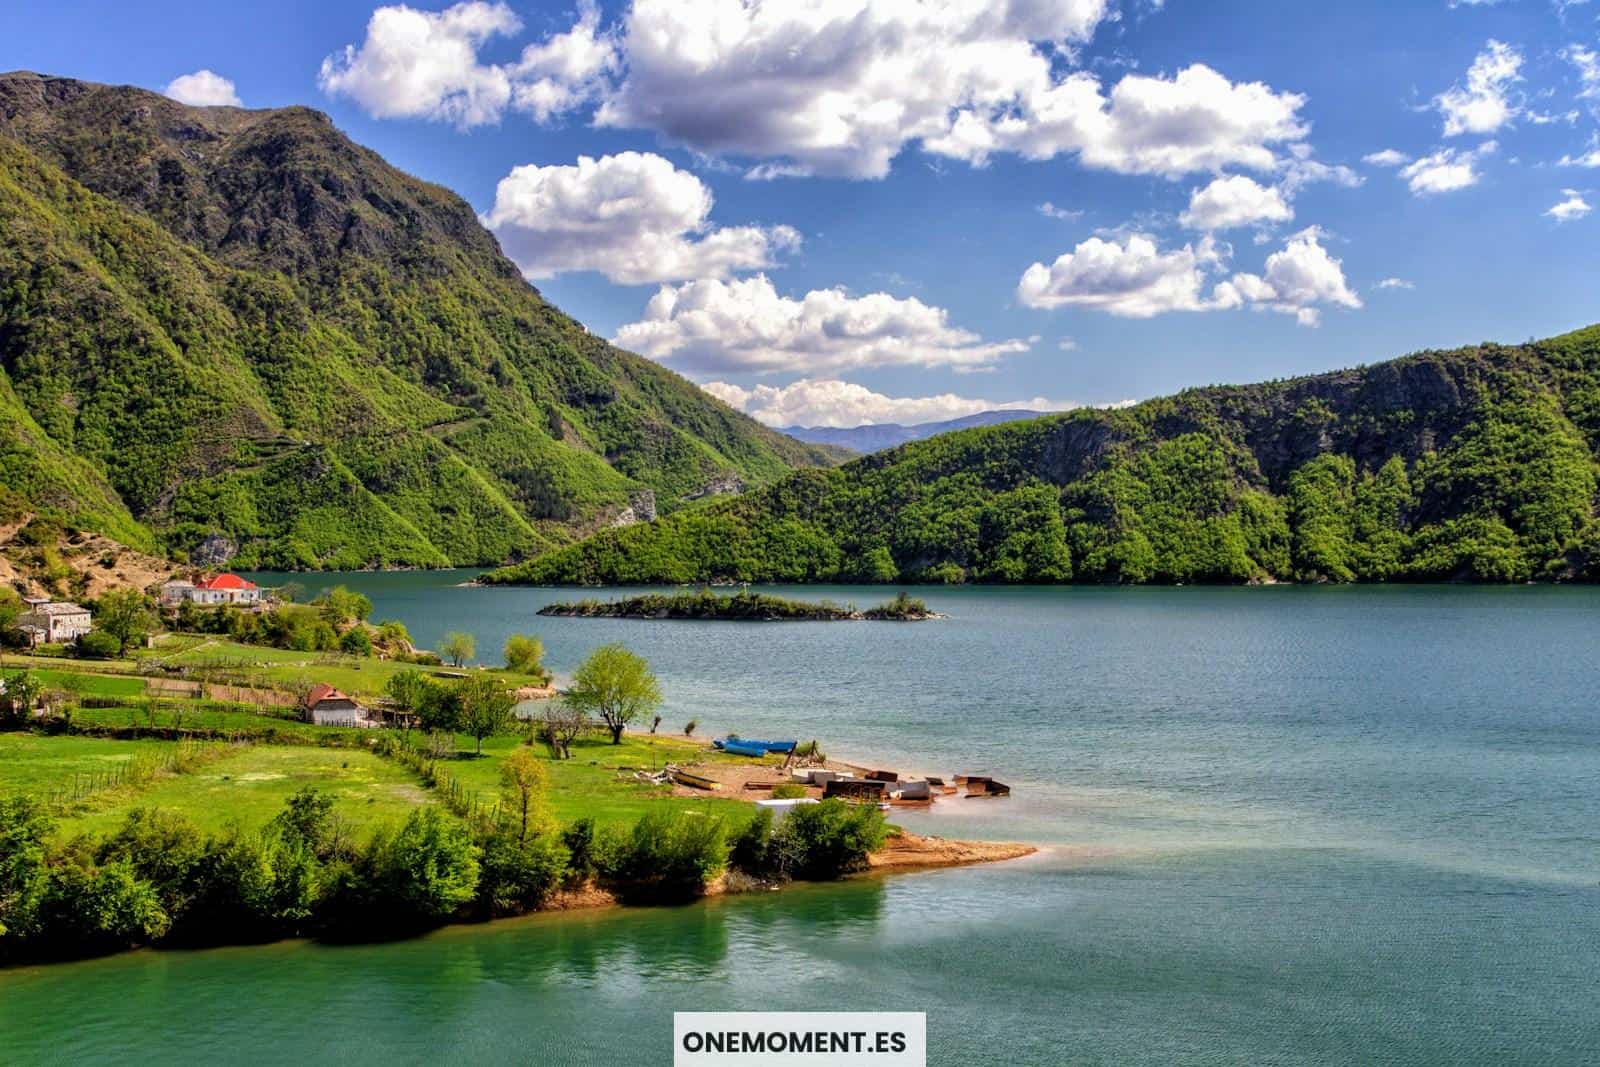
[7,580,1600,1064]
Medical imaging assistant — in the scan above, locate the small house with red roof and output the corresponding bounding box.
[161,573,263,607]
[303,684,365,727]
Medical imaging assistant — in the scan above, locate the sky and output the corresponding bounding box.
[4,0,1600,428]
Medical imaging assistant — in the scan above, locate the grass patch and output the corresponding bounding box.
[434,732,763,828]
[55,744,432,840]
[32,670,147,698]
[0,733,178,794]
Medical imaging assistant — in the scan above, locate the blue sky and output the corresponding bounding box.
[5,0,1600,426]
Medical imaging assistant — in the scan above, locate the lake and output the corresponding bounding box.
[4,578,1598,1064]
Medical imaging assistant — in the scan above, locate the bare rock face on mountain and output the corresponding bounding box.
[0,71,830,569]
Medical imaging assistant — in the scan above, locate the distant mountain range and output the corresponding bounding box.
[779,410,1049,453]
[0,72,831,569]
[487,325,1600,586]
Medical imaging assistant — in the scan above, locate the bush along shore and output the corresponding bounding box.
[0,749,899,965]
[538,589,943,622]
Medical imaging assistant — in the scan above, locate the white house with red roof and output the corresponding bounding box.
[303,684,367,727]
[160,573,263,607]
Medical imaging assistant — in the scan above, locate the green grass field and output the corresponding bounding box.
[439,732,764,828]
[55,744,434,840]
[0,733,178,794]
[32,670,147,698]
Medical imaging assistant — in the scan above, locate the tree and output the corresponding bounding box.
[384,669,432,732]
[0,670,42,725]
[440,631,475,668]
[503,634,544,675]
[458,675,515,756]
[315,585,372,625]
[565,643,662,745]
[368,808,479,923]
[0,588,21,646]
[94,589,154,655]
[541,701,585,760]
[498,749,551,844]
[338,627,372,656]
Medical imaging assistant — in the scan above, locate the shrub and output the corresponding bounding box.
[96,809,204,918]
[75,631,121,659]
[39,860,169,954]
[770,782,808,800]
[729,809,774,877]
[771,799,887,881]
[338,627,373,657]
[503,633,545,675]
[477,825,568,915]
[598,810,727,905]
[560,818,598,887]
[366,808,480,924]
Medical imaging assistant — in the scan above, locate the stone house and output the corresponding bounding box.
[16,599,92,646]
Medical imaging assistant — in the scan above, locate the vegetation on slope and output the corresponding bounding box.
[487,326,1600,585]
[0,72,827,569]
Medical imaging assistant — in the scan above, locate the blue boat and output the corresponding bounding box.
[717,738,798,756]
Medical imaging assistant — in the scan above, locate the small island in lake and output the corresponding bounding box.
[539,589,944,622]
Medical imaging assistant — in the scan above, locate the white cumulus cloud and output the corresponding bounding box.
[1397,142,1497,195]
[164,70,241,107]
[614,275,1032,375]
[1363,148,1410,167]
[1018,229,1359,326]
[482,152,798,285]
[701,378,1078,429]
[1546,189,1592,221]
[1179,174,1293,231]
[1434,40,1522,137]
[1016,233,1236,317]
[318,0,614,127]
[595,1,1308,180]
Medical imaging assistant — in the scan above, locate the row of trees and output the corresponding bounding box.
[0,772,887,962]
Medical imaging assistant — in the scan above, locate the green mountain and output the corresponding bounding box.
[0,71,827,569]
[486,325,1600,585]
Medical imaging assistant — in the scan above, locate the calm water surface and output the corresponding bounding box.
[4,579,1598,1064]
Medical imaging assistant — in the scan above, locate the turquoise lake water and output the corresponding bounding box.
[4,578,1598,1064]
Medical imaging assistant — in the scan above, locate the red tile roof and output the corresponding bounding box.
[305,684,351,708]
[198,573,257,591]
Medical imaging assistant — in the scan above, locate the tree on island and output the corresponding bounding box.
[94,589,155,655]
[440,631,475,668]
[566,643,662,744]
[503,634,544,675]
[458,675,515,757]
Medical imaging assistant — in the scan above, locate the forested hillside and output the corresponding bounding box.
[0,72,827,569]
[486,325,1600,585]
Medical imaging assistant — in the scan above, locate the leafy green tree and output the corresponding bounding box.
[338,627,373,656]
[384,669,433,731]
[316,586,372,625]
[417,683,463,736]
[0,795,53,941]
[369,808,479,923]
[566,643,662,744]
[0,670,43,724]
[440,631,475,667]
[0,588,22,645]
[75,631,120,659]
[94,589,155,654]
[458,675,516,756]
[597,809,727,904]
[503,633,544,675]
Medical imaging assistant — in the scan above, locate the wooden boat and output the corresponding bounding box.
[670,768,722,790]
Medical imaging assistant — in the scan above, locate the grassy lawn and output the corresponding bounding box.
[149,637,545,698]
[56,744,433,840]
[32,670,147,698]
[69,703,367,743]
[0,733,178,794]
[439,732,766,828]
